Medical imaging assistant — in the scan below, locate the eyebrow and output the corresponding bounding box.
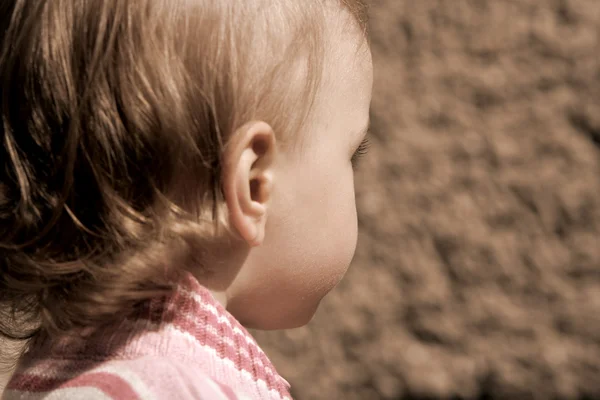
[350,120,370,153]
[356,119,371,140]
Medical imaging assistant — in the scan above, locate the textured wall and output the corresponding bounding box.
[254,0,600,398]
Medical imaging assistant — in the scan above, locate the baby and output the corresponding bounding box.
[0,0,373,399]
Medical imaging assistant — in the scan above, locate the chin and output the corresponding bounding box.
[236,299,322,331]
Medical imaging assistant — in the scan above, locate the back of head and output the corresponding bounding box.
[0,0,367,358]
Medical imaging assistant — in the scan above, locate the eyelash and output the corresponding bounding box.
[351,137,370,168]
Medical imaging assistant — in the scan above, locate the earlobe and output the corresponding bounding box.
[222,121,276,247]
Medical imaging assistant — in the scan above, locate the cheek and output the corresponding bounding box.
[228,163,358,329]
[277,165,358,297]
[295,162,357,263]
[317,178,358,275]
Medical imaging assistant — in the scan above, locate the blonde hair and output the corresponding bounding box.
[0,0,368,349]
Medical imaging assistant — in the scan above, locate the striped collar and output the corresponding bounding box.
[17,273,292,400]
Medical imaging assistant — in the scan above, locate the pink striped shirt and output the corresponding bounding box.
[3,273,292,400]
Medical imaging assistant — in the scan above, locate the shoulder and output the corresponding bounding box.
[4,356,249,400]
[75,357,250,399]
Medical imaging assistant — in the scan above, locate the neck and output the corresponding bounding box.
[208,289,228,308]
[186,236,250,312]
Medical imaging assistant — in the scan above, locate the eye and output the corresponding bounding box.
[351,137,370,169]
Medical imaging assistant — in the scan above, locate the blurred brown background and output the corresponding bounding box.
[254,0,600,399]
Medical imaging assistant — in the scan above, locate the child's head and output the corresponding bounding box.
[0,0,372,339]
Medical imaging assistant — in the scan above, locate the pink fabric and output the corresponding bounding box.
[3,273,292,400]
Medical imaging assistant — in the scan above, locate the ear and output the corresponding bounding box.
[222,121,276,247]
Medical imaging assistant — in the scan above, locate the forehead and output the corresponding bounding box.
[278,3,372,153]
[339,0,369,35]
[298,20,372,149]
[321,7,372,108]
[322,3,372,87]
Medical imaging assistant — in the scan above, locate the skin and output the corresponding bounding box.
[196,9,374,330]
